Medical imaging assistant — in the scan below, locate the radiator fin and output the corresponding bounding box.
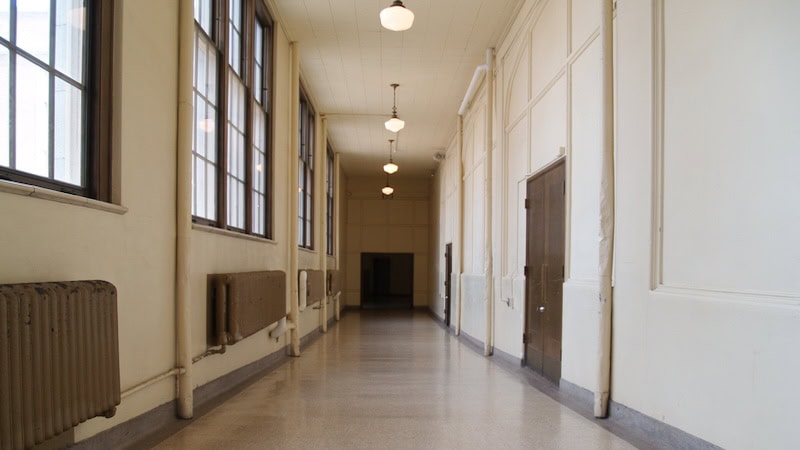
[0,280,120,450]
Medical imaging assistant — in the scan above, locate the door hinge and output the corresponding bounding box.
[522,333,527,344]
[524,265,529,277]
[563,181,566,195]
[562,265,565,278]
[524,198,530,209]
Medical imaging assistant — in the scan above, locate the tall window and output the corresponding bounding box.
[325,145,334,256]
[192,0,273,237]
[0,1,113,200]
[298,89,314,249]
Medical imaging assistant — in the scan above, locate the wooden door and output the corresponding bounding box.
[524,161,565,384]
[444,243,453,327]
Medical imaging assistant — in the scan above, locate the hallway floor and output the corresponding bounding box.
[153,311,637,449]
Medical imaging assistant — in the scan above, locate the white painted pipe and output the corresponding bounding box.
[121,368,185,400]
[287,42,301,357]
[483,48,495,357]
[334,153,342,321]
[320,117,328,333]
[595,0,615,418]
[459,65,488,116]
[176,0,194,419]
[298,270,308,312]
[268,318,288,339]
[456,115,464,336]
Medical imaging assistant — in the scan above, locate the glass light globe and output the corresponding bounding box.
[383,162,399,174]
[384,117,405,132]
[380,2,414,31]
[381,185,394,196]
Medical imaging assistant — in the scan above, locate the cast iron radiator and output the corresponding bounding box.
[207,271,286,346]
[301,270,325,306]
[0,280,120,450]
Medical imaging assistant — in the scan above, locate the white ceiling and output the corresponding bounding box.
[270,0,523,177]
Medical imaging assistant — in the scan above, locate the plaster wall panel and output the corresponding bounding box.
[571,0,599,51]
[531,0,567,98]
[568,39,602,282]
[530,76,567,171]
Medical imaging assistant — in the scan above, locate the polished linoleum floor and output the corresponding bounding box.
[153,311,638,449]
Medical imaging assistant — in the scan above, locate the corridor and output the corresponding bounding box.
[153,312,637,449]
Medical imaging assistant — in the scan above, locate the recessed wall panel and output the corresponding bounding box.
[531,0,567,98]
[661,0,800,295]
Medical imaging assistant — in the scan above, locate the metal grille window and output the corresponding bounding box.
[298,90,314,249]
[192,0,273,237]
[326,145,334,256]
[0,1,113,200]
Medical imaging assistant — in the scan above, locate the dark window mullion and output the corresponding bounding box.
[244,0,254,234]
[217,0,230,229]
[8,0,16,169]
[47,0,56,179]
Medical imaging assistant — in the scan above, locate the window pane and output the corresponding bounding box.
[53,78,82,185]
[228,0,242,75]
[0,47,8,167]
[194,0,213,35]
[193,156,206,218]
[15,58,49,178]
[206,162,216,218]
[55,0,85,83]
[0,0,9,40]
[18,0,50,63]
[254,22,263,104]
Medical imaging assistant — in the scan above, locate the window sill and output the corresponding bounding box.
[192,223,277,245]
[0,180,128,215]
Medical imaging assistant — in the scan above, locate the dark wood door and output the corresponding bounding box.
[444,243,453,327]
[524,161,565,384]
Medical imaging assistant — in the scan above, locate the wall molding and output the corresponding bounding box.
[0,179,129,215]
[653,285,800,308]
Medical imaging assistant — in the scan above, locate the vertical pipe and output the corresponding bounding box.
[484,48,495,356]
[455,116,464,336]
[320,117,328,332]
[334,153,342,320]
[176,0,194,419]
[595,0,615,418]
[287,42,301,356]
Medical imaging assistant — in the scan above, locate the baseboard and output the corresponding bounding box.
[457,330,485,353]
[558,380,721,450]
[73,319,338,449]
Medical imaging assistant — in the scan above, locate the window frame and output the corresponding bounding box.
[191,0,274,238]
[0,0,114,202]
[297,87,315,249]
[325,144,334,256]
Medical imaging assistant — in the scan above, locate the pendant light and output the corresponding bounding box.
[384,83,405,133]
[381,172,395,197]
[380,0,415,32]
[383,139,399,174]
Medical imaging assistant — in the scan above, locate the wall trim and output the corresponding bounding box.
[0,179,129,215]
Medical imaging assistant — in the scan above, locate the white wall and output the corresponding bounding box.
[612,0,800,448]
